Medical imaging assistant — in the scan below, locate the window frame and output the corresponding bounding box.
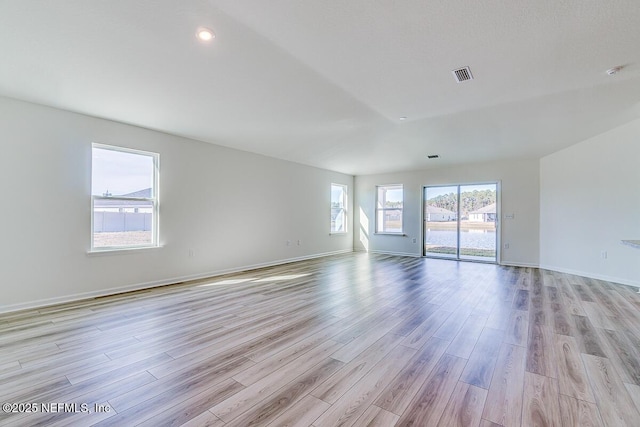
[330,183,348,234]
[90,143,159,252]
[375,184,404,234]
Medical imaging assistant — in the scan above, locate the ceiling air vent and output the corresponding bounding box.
[427,154,439,159]
[452,66,473,83]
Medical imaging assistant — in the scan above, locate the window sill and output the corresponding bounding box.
[87,245,163,256]
[374,232,406,236]
[330,232,348,236]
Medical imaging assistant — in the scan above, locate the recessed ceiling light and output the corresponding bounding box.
[399,117,407,121]
[196,27,215,42]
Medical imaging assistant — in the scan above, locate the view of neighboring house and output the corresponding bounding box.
[93,188,153,232]
[469,202,497,222]
[426,205,457,222]
[93,188,153,213]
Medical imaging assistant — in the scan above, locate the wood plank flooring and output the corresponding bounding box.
[1,253,640,426]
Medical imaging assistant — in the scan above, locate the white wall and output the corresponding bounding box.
[354,159,540,266]
[540,118,640,287]
[0,97,353,312]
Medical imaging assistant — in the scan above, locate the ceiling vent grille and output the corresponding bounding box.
[452,66,473,83]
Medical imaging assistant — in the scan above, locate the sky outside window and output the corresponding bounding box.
[92,147,154,196]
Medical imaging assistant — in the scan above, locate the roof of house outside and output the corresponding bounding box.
[121,188,152,198]
[426,205,456,214]
[470,203,497,214]
[94,188,152,207]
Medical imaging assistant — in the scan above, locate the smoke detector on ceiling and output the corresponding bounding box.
[606,66,623,75]
[452,66,473,83]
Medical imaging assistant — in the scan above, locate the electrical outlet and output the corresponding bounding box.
[601,250,607,259]
[297,240,301,246]
[504,243,510,249]
[188,249,195,258]
[412,238,417,244]
[286,240,291,246]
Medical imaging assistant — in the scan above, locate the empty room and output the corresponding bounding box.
[1,1,639,426]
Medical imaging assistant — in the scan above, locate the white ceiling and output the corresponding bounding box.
[1,0,639,175]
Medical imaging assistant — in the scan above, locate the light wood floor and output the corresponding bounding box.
[1,253,640,426]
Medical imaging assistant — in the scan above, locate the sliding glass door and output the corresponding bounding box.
[424,186,459,259]
[424,183,497,263]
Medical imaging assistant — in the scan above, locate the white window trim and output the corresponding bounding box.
[86,246,163,256]
[330,183,348,234]
[90,143,160,252]
[375,184,404,234]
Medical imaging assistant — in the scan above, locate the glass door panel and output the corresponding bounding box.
[424,186,459,259]
[459,184,497,262]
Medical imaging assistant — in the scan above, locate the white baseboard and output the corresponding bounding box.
[369,250,422,258]
[0,248,353,314]
[539,264,640,288]
[364,250,540,266]
[6,251,635,315]
[500,261,540,268]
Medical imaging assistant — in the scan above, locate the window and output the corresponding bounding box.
[331,183,347,233]
[91,144,159,250]
[376,184,403,233]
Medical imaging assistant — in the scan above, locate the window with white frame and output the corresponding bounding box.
[331,183,347,233]
[91,144,159,250]
[376,184,403,233]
